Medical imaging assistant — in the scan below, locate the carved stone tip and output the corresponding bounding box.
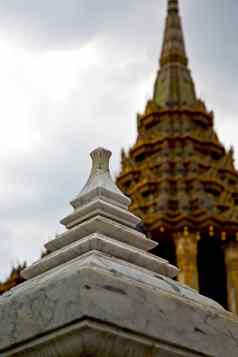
[90,147,112,173]
[70,147,131,210]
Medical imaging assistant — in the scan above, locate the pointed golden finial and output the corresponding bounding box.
[168,0,179,13]
[154,0,196,108]
[121,148,126,162]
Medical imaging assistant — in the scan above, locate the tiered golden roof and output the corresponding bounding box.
[117,0,238,241]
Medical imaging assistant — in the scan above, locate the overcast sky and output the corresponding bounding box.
[0,0,238,280]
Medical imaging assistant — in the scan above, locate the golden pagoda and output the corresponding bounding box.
[0,263,26,295]
[117,0,238,313]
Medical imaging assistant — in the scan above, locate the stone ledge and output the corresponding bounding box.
[3,319,211,357]
[61,198,141,229]
[71,185,130,210]
[46,215,157,253]
[23,234,177,279]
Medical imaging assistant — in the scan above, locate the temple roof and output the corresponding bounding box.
[153,0,196,108]
[117,0,238,240]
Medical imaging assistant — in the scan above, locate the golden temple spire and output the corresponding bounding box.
[168,0,179,13]
[161,0,186,66]
[153,0,196,108]
[117,0,238,313]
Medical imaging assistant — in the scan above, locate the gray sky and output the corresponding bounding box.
[0,0,238,280]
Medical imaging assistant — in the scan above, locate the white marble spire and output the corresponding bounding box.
[22,147,178,280]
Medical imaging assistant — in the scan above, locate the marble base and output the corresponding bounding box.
[1,252,238,357]
[5,319,210,357]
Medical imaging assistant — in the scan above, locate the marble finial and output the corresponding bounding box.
[90,147,111,174]
[23,147,178,281]
[71,147,130,209]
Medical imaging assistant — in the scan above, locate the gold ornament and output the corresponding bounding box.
[221,232,227,241]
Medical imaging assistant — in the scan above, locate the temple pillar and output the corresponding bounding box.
[174,232,199,290]
[225,242,238,314]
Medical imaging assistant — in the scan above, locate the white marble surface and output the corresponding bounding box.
[1,252,238,356]
[46,215,157,253]
[23,234,177,280]
[71,148,130,210]
[4,320,211,357]
[61,198,141,229]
